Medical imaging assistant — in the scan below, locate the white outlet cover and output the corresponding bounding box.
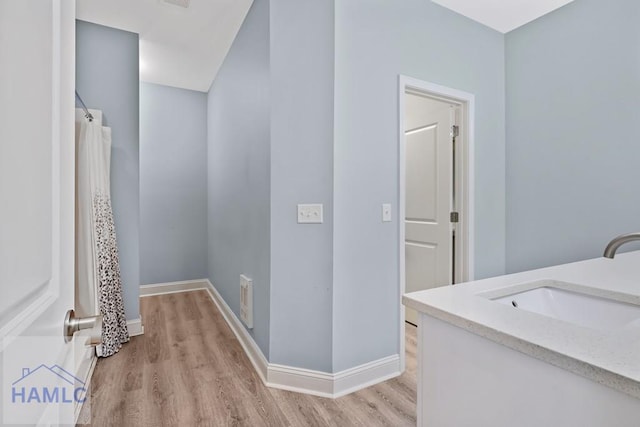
[382,204,392,222]
[297,204,323,224]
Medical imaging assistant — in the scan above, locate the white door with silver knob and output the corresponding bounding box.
[404,93,456,325]
[0,1,80,424]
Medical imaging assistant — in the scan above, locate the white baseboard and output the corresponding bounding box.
[267,364,334,397]
[137,278,401,397]
[203,279,401,398]
[266,355,401,398]
[204,280,269,382]
[139,279,209,297]
[127,317,144,337]
[74,350,97,424]
[333,354,401,397]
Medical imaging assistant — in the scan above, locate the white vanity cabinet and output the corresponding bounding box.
[404,252,640,427]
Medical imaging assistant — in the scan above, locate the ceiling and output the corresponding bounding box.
[77,0,573,93]
[432,0,574,33]
[76,0,253,92]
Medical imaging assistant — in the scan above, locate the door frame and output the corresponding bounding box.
[398,75,475,371]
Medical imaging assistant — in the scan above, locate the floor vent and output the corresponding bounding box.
[240,275,253,329]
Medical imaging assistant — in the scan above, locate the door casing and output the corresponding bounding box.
[398,75,475,372]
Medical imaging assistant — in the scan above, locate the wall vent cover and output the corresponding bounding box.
[240,275,253,329]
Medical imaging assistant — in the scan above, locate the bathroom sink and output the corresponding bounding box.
[489,283,640,331]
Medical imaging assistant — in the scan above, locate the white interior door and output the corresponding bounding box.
[0,1,79,424]
[404,94,455,325]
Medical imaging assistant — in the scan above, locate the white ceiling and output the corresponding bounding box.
[77,0,573,93]
[76,0,253,92]
[432,0,574,33]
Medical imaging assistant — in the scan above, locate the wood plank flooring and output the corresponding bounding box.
[79,290,417,426]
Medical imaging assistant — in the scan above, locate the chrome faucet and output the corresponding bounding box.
[603,232,640,258]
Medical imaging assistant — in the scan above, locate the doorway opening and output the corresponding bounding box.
[398,76,475,369]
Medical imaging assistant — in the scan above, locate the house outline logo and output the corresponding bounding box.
[10,364,87,405]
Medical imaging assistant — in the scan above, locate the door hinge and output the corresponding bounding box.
[451,125,459,138]
[450,211,459,223]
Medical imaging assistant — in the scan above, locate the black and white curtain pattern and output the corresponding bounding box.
[76,109,129,357]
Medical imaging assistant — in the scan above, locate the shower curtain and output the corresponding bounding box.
[75,109,129,357]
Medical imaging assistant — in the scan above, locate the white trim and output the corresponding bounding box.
[398,75,476,372]
[332,354,401,397]
[139,279,209,297]
[74,353,97,424]
[466,96,476,281]
[266,355,401,398]
[139,280,401,397]
[126,317,145,337]
[267,364,334,397]
[398,78,407,373]
[201,280,400,398]
[204,280,268,382]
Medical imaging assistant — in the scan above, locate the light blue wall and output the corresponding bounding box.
[76,20,140,321]
[505,0,640,273]
[333,0,506,371]
[207,0,506,373]
[206,0,335,371]
[140,83,208,285]
[207,0,271,356]
[269,0,334,372]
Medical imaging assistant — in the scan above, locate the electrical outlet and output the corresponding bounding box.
[297,204,323,224]
[382,204,392,222]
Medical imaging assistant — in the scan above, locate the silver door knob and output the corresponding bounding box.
[64,309,102,343]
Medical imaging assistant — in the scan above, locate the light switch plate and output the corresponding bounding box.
[382,204,392,222]
[297,204,323,224]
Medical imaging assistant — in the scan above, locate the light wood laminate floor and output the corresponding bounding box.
[79,290,417,426]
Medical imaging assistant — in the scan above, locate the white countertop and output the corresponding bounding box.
[403,251,640,399]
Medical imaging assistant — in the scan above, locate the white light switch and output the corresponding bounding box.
[297,204,323,224]
[382,204,392,222]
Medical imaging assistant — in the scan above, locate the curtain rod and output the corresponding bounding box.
[75,90,94,122]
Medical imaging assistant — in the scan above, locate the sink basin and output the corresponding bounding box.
[490,284,640,331]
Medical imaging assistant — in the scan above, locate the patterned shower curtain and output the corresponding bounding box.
[75,109,130,357]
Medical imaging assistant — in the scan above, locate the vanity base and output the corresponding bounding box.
[418,314,640,426]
